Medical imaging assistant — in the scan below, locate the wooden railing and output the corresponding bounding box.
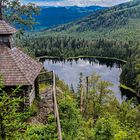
[39,71,62,140]
[52,71,62,140]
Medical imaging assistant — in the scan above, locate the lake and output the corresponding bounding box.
[43,58,125,102]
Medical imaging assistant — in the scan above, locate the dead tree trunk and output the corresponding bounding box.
[80,86,84,113]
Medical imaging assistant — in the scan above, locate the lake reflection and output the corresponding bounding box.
[43,58,125,102]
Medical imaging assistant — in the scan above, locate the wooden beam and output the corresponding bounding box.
[39,71,53,75]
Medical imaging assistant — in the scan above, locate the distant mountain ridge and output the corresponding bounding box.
[32,6,106,30]
[48,0,140,41]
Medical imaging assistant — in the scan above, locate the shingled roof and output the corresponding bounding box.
[0,45,43,86]
[0,20,17,35]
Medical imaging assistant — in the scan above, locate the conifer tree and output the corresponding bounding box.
[0,84,25,140]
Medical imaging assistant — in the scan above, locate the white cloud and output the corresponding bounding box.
[30,0,131,7]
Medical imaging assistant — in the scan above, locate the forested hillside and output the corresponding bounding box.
[48,0,140,41]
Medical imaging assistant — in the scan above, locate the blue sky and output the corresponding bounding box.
[23,0,131,7]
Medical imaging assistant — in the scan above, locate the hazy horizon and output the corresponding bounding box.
[23,0,132,7]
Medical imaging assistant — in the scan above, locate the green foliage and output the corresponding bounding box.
[39,83,49,93]
[1,0,40,29]
[19,115,58,140]
[75,73,140,140]
[56,79,70,93]
[0,74,140,140]
[58,93,83,139]
[0,85,26,140]
[93,114,140,140]
[29,99,40,116]
[58,92,96,140]
[94,116,122,140]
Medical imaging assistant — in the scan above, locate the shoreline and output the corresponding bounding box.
[38,55,127,63]
[120,84,140,101]
[120,84,136,94]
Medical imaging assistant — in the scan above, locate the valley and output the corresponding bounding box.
[1,0,140,139]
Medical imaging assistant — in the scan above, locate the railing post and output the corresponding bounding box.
[86,76,89,95]
[52,71,62,140]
